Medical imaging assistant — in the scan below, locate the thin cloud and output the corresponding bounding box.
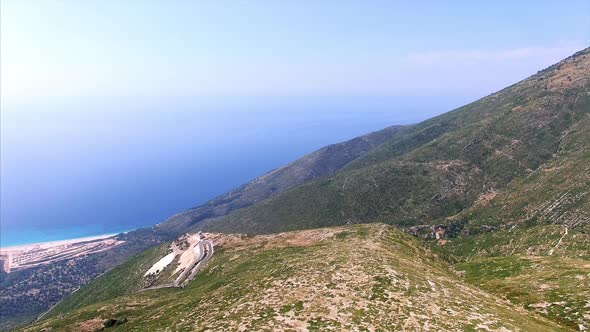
[404,41,588,65]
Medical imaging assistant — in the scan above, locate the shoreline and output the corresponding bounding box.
[0,231,129,251]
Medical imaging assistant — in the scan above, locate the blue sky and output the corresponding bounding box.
[2,0,589,103]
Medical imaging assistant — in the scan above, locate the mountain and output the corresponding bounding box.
[156,124,408,234]
[0,124,406,330]
[178,47,587,329]
[10,48,590,331]
[24,224,563,331]
[193,48,590,239]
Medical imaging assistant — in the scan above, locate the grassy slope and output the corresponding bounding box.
[26,49,590,331]
[197,48,590,236]
[444,202,590,329]
[25,224,563,331]
[437,77,590,330]
[45,245,170,318]
[457,255,589,330]
[454,106,590,233]
[187,48,590,330]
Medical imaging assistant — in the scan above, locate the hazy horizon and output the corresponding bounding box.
[1,0,589,247]
[2,95,477,247]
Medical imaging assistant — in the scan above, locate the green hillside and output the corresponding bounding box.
[447,225,590,330]
[157,125,408,234]
[181,47,589,330]
[21,48,590,331]
[24,224,564,331]
[197,48,590,237]
[0,115,408,331]
[454,108,590,234]
[43,245,171,318]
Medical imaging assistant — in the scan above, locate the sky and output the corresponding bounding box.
[1,1,589,246]
[2,0,589,103]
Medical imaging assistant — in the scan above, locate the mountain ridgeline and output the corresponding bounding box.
[156,124,409,234]
[188,48,590,237]
[28,225,566,331]
[11,48,590,331]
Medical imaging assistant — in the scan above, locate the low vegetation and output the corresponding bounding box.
[9,48,590,331]
[24,225,563,331]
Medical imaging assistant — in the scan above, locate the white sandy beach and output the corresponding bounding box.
[0,233,121,252]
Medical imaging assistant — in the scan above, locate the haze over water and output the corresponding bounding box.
[2,1,587,247]
[1,96,468,247]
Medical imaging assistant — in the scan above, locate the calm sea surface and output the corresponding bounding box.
[0,96,473,246]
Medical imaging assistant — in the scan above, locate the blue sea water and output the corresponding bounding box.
[0,95,473,247]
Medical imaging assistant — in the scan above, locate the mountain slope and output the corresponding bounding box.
[452,110,590,234]
[196,48,590,236]
[157,125,408,234]
[26,224,564,331]
[20,48,590,331]
[182,49,590,329]
[439,115,590,328]
[0,126,408,330]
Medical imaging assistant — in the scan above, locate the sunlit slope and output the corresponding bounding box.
[25,224,563,331]
[198,48,590,236]
[27,48,590,331]
[439,114,590,329]
[451,109,590,234]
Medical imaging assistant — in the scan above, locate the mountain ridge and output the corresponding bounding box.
[5,47,590,331]
[0,120,409,330]
[27,224,565,331]
[156,124,409,234]
[194,47,590,239]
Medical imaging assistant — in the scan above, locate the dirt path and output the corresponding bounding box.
[549,226,568,256]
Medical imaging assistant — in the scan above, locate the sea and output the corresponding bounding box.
[0,95,474,247]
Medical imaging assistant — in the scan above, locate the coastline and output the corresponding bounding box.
[0,231,128,251]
